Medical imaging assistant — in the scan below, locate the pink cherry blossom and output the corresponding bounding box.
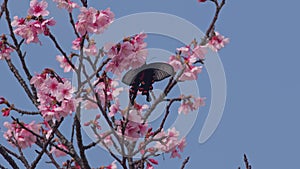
[168,55,183,71]
[146,163,154,169]
[208,32,229,52]
[109,99,120,117]
[28,0,49,17]
[13,22,40,44]
[53,0,79,13]
[0,41,14,60]
[178,138,186,152]
[154,127,186,158]
[3,121,41,149]
[178,96,205,115]
[56,80,74,101]
[178,101,193,115]
[83,43,98,56]
[11,16,25,27]
[2,108,11,116]
[106,161,117,169]
[193,97,206,109]
[170,149,181,158]
[31,72,77,121]
[50,143,68,157]
[105,33,148,75]
[148,158,158,165]
[56,55,72,72]
[179,65,202,81]
[75,7,114,35]
[72,37,81,50]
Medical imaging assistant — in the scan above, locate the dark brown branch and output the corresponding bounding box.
[3,0,38,105]
[74,113,91,169]
[0,144,20,169]
[205,0,226,39]
[10,106,40,115]
[0,1,5,19]
[5,59,36,106]
[30,119,63,169]
[69,12,80,38]
[243,154,251,169]
[153,98,182,136]
[48,32,76,70]
[180,156,190,169]
[80,0,88,7]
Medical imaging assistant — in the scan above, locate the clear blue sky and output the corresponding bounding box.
[1,0,300,169]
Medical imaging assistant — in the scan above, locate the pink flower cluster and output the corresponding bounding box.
[53,0,79,13]
[30,70,77,121]
[169,45,206,81]
[75,7,114,35]
[3,121,41,149]
[115,105,149,141]
[0,40,13,60]
[178,96,206,115]
[105,33,148,75]
[208,32,229,52]
[154,127,186,159]
[11,0,55,44]
[56,55,72,72]
[50,143,68,157]
[84,78,123,110]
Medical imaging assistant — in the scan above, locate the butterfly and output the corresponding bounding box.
[122,62,175,105]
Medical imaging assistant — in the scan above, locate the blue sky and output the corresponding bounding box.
[1,0,300,169]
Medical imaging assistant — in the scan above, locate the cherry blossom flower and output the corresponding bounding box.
[56,55,72,72]
[0,41,13,60]
[178,101,194,115]
[208,32,229,52]
[178,96,205,114]
[12,18,56,44]
[198,0,207,2]
[3,121,41,149]
[56,80,74,101]
[72,37,81,50]
[75,7,114,35]
[169,45,206,81]
[1,108,11,116]
[28,0,49,17]
[11,16,25,27]
[84,114,101,130]
[154,127,186,158]
[105,33,148,75]
[148,158,159,165]
[83,43,98,56]
[109,98,120,117]
[53,0,79,12]
[84,79,123,109]
[146,163,154,169]
[179,65,202,81]
[106,161,117,169]
[50,143,68,157]
[30,71,77,121]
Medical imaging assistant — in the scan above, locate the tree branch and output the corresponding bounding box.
[0,144,20,169]
[180,156,190,169]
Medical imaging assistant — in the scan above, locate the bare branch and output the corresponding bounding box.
[180,156,190,169]
[0,144,20,169]
[205,0,226,39]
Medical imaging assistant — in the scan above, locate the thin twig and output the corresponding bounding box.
[48,32,76,70]
[180,156,190,169]
[30,119,63,169]
[0,144,19,169]
[205,0,226,39]
[3,0,38,105]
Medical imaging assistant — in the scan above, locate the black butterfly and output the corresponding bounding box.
[122,62,175,105]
